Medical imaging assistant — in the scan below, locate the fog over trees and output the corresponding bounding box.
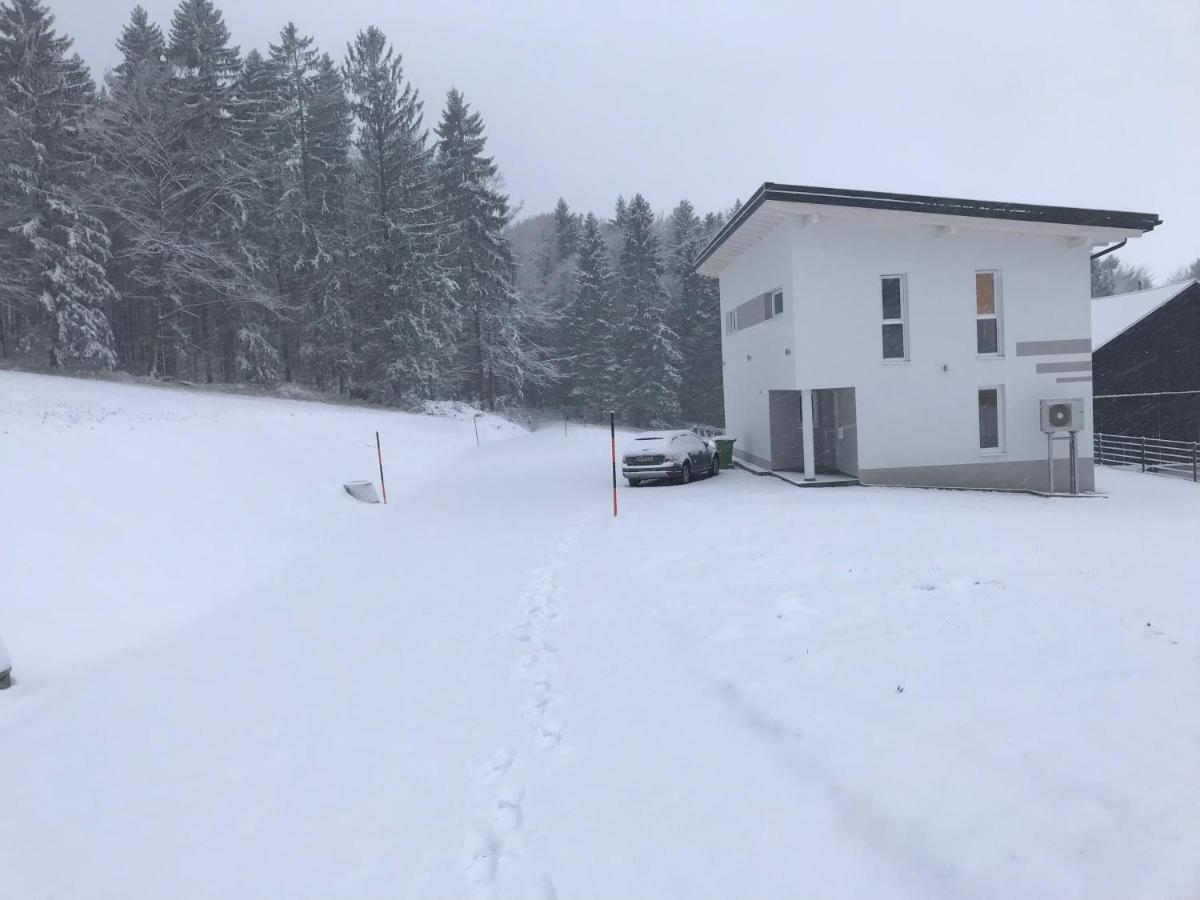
[0,0,731,426]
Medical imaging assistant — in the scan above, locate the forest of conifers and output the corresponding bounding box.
[0,0,730,427]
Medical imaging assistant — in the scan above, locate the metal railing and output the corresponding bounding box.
[686,423,725,439]
[1095,433,1200,482]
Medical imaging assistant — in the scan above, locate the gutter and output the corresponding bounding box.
[1090,239,1127,261]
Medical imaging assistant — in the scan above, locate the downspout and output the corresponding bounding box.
[1090,239,1126,261]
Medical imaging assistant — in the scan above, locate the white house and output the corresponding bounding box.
[695,183,1160,492]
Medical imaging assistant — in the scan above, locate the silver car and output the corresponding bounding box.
[622,430,720,486]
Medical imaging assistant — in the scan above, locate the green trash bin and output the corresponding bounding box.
[714,436,736,470]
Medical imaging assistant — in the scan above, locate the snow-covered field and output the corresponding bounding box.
[1,371,1198,898]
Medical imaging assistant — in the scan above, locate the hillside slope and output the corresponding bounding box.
[0,371,523,690]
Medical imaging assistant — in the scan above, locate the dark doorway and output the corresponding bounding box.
[768,387,858,476]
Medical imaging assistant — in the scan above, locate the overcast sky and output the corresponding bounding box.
[53,0,1199,280]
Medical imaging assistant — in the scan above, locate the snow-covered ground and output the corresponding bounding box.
[1,371,1198,898]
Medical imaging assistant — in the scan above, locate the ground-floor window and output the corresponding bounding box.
[978,386,1004,451]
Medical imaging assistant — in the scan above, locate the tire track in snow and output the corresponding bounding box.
[464,519,588,900]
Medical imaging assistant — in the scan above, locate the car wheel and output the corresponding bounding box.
[627,478,641,487]
[679,461,692,485]
[0,669,10,690]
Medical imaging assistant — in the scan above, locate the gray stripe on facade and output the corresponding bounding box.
[858,458,1094,493]
[1036,360,1092,374]
[1016,338,1092,356]
[1056,376,1092,383]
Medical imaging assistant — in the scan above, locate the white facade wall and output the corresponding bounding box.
[718,214,1097,490]
[718,223,797,468]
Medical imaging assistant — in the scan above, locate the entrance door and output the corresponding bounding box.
[811,387,858,477]
[813,391,839,473]
[832,388,858,477]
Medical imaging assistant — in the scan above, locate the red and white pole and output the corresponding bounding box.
[376,431,388,505]
[610,411,618,517]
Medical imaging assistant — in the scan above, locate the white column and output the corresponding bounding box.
[801,388,816,481]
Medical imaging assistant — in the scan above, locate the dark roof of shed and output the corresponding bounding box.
[694,182,1162,272]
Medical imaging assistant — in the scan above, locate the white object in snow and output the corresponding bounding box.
[0,634,11,688]
[343,481,380,503]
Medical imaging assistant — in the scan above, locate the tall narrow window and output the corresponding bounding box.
[978,387,1003,450]
[881,275,907,360]
[976,272,1001,355]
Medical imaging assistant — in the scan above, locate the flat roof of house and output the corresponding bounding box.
[1091,280,1199,350]
[694,182,1162,275]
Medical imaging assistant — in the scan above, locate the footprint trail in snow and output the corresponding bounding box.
[463,520,587,899]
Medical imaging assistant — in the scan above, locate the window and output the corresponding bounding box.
[881,275,908,360]
[726,289,782,333]
[761,289,783,320]
[976,271,1001,355]
[978,386,1004,451]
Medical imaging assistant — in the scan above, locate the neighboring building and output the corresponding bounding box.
[694,183,1160,492]
[1092,280,1200,441]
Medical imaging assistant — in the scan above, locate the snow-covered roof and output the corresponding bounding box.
[1091,280,1198,350]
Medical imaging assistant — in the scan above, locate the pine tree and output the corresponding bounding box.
[344,26,452,402]
[551,197,580,263]
[297,52,354,392]
[668,199,723,426]
[116,5,164,76]
[167,0,259,383]
[617,194,680,426]
[230,48,285,383]
[435,87,542,407]
[0,0,118,367]
[561,213,616,417]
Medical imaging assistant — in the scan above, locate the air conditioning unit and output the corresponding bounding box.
[1040,398,1085,433]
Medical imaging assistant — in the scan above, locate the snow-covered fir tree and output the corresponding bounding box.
[164,0,285,383]
[616,193,680,427]
[551,197,581,264]
[561,212,617,418]
[295,51,354,393]
[115,5,164,76]
[0,0,118,367]
[91,6,194,375]
[344,26,453,402]
[229,48,286,383]
[667,199,723,426]
[434,87,532,407]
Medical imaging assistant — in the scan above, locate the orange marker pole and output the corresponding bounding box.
[376,431,388,505]
[610,411,618,517]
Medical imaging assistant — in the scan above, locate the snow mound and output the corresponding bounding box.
[417,399,528,438]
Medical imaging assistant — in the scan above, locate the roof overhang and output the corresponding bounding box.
[695,183,1161,278]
